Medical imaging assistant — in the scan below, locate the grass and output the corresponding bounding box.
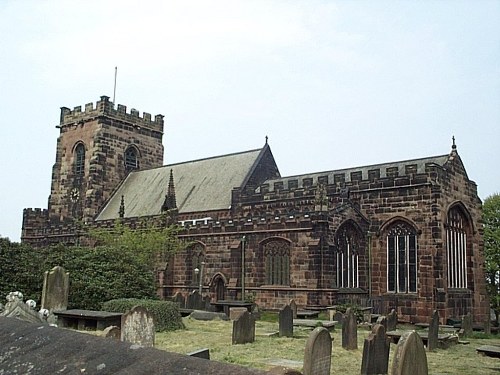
[151,315,500,375]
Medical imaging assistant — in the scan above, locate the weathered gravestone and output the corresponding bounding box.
[360,324,390,375]
[186,290,204,310]
[461,312,473,337]
[391,331,428,375]
[427,310,439,351]
[121,306,155,348]
[303,327,332,375]
[230,307,248,320]
[289,299,298,319]
[376,315,387,331]
[103,325,121,340]
[41,266,69,312]
[342,307,357,350]
[172,292,185,308]
[232,311,255,345]
[279,304,294,338]
[387,309,398,331]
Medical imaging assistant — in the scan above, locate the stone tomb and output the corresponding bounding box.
[41,266,69,312]
[121,306,155,348]
[341,307,357,350]
[391,331,428,375]
[232,311,255,345]
[427,310,439,351]
[303,327,332,375]
[360,324,390,375]
[279,304,294,338]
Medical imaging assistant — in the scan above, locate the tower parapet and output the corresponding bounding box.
[59,95,164,134]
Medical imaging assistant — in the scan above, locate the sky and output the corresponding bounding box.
[0,0,499,242]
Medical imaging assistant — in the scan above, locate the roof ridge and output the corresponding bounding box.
[164,147,263,168]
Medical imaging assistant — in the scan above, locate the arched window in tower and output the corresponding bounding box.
[74,143,85,176]
[335,221,362,288]
[386,221,418,293]
[125,146,139,171]
[447,206,469,289]
[263,239,290,285]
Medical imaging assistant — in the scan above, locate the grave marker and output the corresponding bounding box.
[186,290,204,310]
[172,292,185,308]
[279,304,294,337]
[360,324,390,375]
[342,307,357,350]
[303,327,332,375]
[376,315,387,331]
[121,305,155,348]
[387,309,398,331]
[391,331,428,375]
[289,299,298,319]
[427,310,439,351]
[232,311,255,344]
[41,266,69,312]
[461,312,473,337]
[103,325,121,340]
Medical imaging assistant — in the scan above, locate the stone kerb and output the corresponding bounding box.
[341,307,357,350]
[41,266,69,312]
[360,324,390,375]
[279,305,294,338]
[232,311,255,345]
[391,331,428,375]
[121,305,155,348]
[427,310,439,351]
[303,327,332,375]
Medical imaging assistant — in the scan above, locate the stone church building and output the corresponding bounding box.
[22,96,489,324]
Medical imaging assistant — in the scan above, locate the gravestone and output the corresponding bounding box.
[387,309,398,331]
[186,290,204,310]
[376,315,387,331]
[461,312,473,337]
[391,331,428,375]
[360,324,390,375]
[289,299,298,319]
[230,307,248,320]
[279,305,294,337]
[334,311,344,325]
[172,292,185,308]
[427,310,439,351]
[1,300,43,324]
[103,325,121,340]
[342,308,357,350]
[41,266,69,312]
[121,305,155,348]
[303,327,332,375]
[232,311,255,345]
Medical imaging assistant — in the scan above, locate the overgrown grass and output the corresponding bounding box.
[153,318,500,374]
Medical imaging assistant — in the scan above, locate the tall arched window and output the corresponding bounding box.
[125,146,139,171]
[263,239,290,285]
[74,143,85,176]
[188,243,205,286]
[447,206,469,288]
[386,221,418,293]
[335,222,362,288]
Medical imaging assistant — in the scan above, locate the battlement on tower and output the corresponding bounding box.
[59,95,164,133]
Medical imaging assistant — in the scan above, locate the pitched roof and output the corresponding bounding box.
[96,148,264,220]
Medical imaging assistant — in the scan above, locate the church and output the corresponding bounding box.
[22,95,489,324]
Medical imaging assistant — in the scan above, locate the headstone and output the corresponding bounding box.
[391,331,428,375]
[484,315,491,335]
[387,309,398,331]
[289,299,298,319]
[230,307,248,320]
[186,290,204,310]
[303,327,332,375]
[279,305,294,337]
[41,266,69,312]
[427,310,439,351]
[334,311,344,325]
[376,315,387,331]
[121,305,155,348]
[360,324,390,375]
[342,308,357,350]
[103,325,121,340]
[187,348,210,360]
[172,292,185,308]
[232,311,255,345]
[461,312,473,337]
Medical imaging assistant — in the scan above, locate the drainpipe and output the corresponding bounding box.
[241,235,246,302]
[367,231,372,302]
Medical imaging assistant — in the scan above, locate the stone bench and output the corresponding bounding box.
[53,309,122,331]
[293,319,336,330]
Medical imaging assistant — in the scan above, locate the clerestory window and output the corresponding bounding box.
[387,221,417,293]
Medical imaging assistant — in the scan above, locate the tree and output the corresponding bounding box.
[483,193,500,324]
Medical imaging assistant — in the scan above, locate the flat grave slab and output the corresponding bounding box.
[293,319,336,330]
[265,359,303,369]
[54,309,122,331]
[296,310,320,319]
[386,330,458,349]
[477,345,500,358]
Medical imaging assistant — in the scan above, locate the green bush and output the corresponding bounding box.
[102,298,185,332]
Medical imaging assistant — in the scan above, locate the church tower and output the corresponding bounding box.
[47,95,164,223]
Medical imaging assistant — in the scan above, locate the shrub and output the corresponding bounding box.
[102,298,185,332]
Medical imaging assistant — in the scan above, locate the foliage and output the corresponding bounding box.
[484,193,500,323]
[102,298,185,332]
[335,303,364,323]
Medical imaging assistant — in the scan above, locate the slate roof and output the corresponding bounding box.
[260,154,450,192]
[96,148,264,220]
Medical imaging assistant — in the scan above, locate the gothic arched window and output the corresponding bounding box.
[74,143,85,176]
[263,239,290,285]
[125,146,139,171]
[335,222,362,288]
[447,206,469,288]
[189,243,205,286]
[386,221,418,293]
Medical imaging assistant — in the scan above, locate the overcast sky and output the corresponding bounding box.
[1,0,499,242]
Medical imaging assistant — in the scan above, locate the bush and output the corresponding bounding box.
[102,298,185,332]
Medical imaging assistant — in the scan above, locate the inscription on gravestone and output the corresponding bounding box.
[303,327,332,375]
[232,311,255,345]
[121,306,155,348]
[41,266,69,312]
